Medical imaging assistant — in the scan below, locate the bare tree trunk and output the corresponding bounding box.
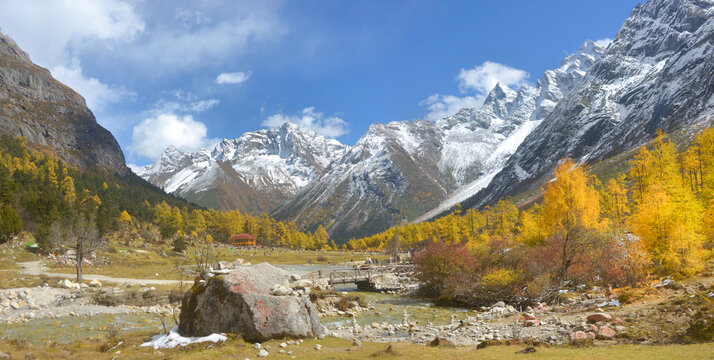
[76,245,83,284]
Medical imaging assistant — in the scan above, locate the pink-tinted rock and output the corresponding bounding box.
[586,331,596,340]
[584,324,598,332]
[524,319,541,327]
[586,312,612,322]
[569,331,588,341]
[596,326,616,339]
[178,263,324,342]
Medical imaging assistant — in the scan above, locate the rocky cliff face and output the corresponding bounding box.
[463,0,714,210]
[137,122,349,213]
[0,30,127,173]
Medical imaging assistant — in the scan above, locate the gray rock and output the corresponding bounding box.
[178,262,324,342]
[290,279,312,289]
[270,285,292,296]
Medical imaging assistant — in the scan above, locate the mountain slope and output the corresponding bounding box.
[137,122,349,213]
[273,41,605,242]
[416,40,606,222]
[272,120,453,241]
[463,0,714,210]
[0,30,126,174]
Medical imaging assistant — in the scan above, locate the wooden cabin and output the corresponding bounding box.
[231,233,257,247]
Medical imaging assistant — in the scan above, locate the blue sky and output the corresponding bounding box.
[0,0,641,168]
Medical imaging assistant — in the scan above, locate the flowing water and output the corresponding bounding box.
[1,264,470,346]
[0,313,174,346]
[322,283,474,329]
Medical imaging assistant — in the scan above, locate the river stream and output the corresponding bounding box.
[0,264,471,346]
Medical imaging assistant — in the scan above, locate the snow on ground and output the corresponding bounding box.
[141,327,227,349]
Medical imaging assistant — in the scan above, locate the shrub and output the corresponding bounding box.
[172,236,186,252]
[413,241,478,300]
[478,268,524,300]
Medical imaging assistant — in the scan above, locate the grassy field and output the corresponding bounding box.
[0,270,50,289]
[1,332,712,360]
[46,239,388,280]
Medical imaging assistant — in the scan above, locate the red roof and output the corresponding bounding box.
[231,233,256,241]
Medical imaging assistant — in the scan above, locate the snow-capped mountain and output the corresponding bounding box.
[273,41,605,241]
[416,39,606,222]
[272,120,453,241]
[137,122,349,212]
[139,0,711,243]
[463,0,714,211]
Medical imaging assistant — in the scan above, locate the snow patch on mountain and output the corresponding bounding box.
[137,122,349,208]
[413,40,606,222]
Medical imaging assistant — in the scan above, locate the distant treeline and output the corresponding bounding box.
[0,135,335,250]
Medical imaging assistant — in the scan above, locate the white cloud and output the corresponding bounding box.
[51,60,135,110]
[127,14,283,72]
[130,113,217,160]
[190,99,220,112]
[594,38,613,48]
[457,61,529,94]
[0,0,144,112]
[126,163,143,174]
[175,8,211,27]
[216,71,251,85]
[149,98,220,115]
[262,107,349,138]
[420,94,482,122]
[421,61,529,121]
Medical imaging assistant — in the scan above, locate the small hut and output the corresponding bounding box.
[231,233,257,247]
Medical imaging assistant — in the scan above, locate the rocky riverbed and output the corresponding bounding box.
[326,300,626,346]
[0,284,179,327]
[1,260,711,351]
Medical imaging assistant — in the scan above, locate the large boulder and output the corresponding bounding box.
[178,263,324,342]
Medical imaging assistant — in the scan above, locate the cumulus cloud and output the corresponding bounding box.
[51,60,135,110]
[130,113,217,159]
[422,61,530,121]
[262,107,349,138]
[216,71,251,85]
[457,61,530,94]
[0,0,144,111]
[420,94,482,122]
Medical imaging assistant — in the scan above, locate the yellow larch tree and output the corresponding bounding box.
[541,159,603,281]
[629,132,704,277]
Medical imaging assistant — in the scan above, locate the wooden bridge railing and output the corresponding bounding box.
[305,265,414,285]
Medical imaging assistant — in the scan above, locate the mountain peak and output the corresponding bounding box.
[278,121,299,132]
[464,0,714,211]
[486,82,517,101]
[0,29,32,63]
[0,29,127,173]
